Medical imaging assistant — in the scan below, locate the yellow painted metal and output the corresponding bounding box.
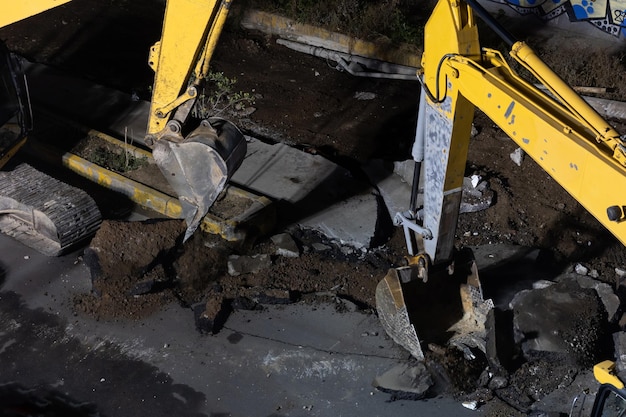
[421,0,480,100]
[453,53,626,245]
[147,0,231,136]
[196,0,232,79]
[0,0,72,28]
[510,41,626,166]
[420,0,479,262]
[422,0,626,247]
[594,361,625,389]
[0,137,27,168]
[62,152,184,219]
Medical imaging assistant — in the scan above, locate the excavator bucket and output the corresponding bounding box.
[376,254,493,360]
[152,117,246,241]
[376,265,425,360]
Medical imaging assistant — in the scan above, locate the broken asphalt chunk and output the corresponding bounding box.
[372,362,433,400]
[511,277,607,365]
[227,253,271,276]
[193,287,231,334]
[271,233,300,258]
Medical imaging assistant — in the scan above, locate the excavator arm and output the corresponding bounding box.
[377,0,626,361]
[145,0,246,241]
[411,0,626,266]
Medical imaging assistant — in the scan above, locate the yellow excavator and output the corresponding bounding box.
[591,361,626,416]
[2,0,626,406]
[0,0,245,254]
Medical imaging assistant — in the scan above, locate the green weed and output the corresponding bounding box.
[192,71,255,119]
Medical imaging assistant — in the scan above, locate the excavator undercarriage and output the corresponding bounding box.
[0,41,102,255]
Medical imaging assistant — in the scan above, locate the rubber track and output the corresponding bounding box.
[0,163,101,255]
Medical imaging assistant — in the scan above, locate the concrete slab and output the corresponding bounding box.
[298,187,379,249]
[232,138,380,248]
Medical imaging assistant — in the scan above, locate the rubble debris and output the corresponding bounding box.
[193,286,230,334]
[227,253,271,276]
[510,147,525,166]
[240,287,295,305]
[372,362,433,400]
[613,332,626,383]
[460,176,493,213]
[575,263,589,275]
[271,233,300,258]
[311,242,331,251]
[354,91,376,100]
[461,400,479,410]
[510,277,607,365]
[575,275,620,322]
[529,370,599,417]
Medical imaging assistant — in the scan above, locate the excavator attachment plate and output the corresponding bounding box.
[0,163,101,256]
[152,118,246,241]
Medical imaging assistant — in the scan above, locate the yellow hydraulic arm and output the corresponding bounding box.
[144,0,246,241]
[0,0,72,28]
[415,0,626,264]
[145,0,232,142]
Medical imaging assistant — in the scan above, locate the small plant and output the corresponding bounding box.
[192,71,255,119]
[89,145,148,173]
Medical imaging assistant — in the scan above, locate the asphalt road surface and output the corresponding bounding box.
[0,232,478,417]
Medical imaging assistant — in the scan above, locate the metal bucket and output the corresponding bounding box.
[152,117,246,241]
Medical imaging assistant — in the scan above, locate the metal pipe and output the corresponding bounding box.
[464,0,517,47]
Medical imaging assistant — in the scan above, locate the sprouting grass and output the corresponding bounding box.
[88,145,148,172]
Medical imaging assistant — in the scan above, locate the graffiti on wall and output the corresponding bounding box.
[488,0,626,36]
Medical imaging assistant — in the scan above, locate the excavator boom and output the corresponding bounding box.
[377,0,626,361]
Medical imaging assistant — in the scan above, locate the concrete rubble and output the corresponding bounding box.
[510,276,606,360]
[227,253,271,276]
[372,249,624,415]
[372,362,433,399]
[270,233,300,258]
[231,138,380,249]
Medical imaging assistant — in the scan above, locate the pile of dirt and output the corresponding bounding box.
[75,219,394,323]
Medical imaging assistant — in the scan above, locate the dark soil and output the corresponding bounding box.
[1,0,626,414]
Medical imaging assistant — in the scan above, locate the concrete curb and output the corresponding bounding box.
[240,9,422,69]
